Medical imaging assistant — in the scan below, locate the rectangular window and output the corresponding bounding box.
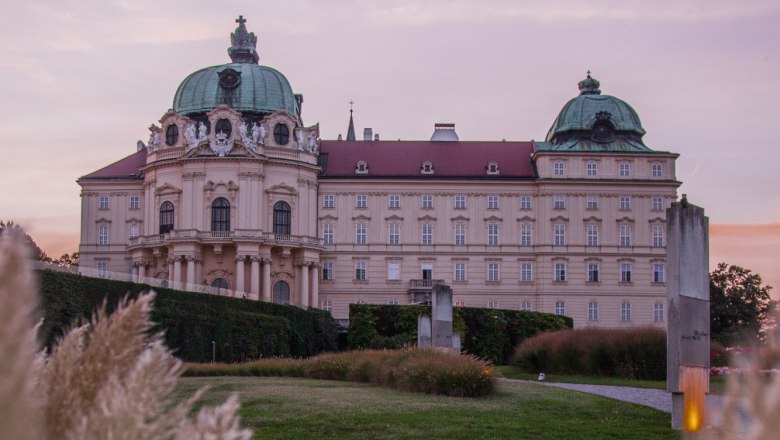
[487,301,500,309]
[98,225,109,245]
[454,300,465,307]
[387,261,400,280]
[620,225,632,247]
[555,301,565,316]
[586,162,598,176]
[388,299,400,305]
[586,196,599,210]
[322,262,334,280]
[421,195,433,209]
[388,195,400,208]
[388,223,400,244]
[421,223,433,245]
[321,299,333,312]
[587,263,600,282]
[652,225,664,247]
[454,263,466,281]
[129,196,140,209]
[128,225,139,239]
[355,222,367,244]
[323,223,334,245]
[356,194,367,208]
[487,263,500,282]
[355,262,367,280]
[621,263,633,283]
[455,195,466,209]
[97,261,108,278]
[323,194,334,208]
[586,225,599,246]
[652,196,663,211]
[653,264,666,283]
[554,263,566,282]
[588,301,599,321]
[520,196,532,210]
[487,224,499,246]
[521,301,532,311]
[619,196,631,210]
[99,196,109,209]
[520,224,532,246]
[520,263,533,282]
[454,223,466,245]
[553,161,564,175]
[487,195,499,209]
[554,224,566,246]
[621,302,632,321]
[654,302,665,322]
[652,163,663,177]
[553,195,566,209]
[619,162,631,176]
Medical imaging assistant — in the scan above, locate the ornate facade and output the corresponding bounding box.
[78,18,680,327]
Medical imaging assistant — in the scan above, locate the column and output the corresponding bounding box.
[173,257,182,289]
[138,263,146,282]
[235,255,245,293]
[250,257,260,297]
[168,258,174,284]
[133,265,140,282]
[186,257,195,287]
[300,263,309,307]
[310,263,319,308]
[262,258,271,302]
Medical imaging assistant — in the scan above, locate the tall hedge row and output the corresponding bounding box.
[36,270,339,362]
[348,304,572,364]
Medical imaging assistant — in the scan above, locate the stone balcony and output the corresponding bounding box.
[128,230,323,250]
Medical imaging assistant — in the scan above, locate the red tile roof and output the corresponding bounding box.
[319,140,536,178]
[79,149,147,180]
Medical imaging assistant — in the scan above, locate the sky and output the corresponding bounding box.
[0,0,778,290]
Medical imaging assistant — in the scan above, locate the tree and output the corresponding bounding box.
[710,263,774,345]
[0,221,50,262]
[54,252,79,267]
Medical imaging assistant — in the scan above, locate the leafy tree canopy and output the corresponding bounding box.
[710,263,774,345]
[0,221,50,262]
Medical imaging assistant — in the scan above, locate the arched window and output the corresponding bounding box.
[273,201,291,235]
[211,197,230,231]
[215,119,232,138]
[211,278,229,290]
[165,124,179,146]
[159,202,174,233]
[273,281,290,305]
[273,123,289,145]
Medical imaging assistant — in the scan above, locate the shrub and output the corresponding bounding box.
[183,348,495,398]
[348,304,572,364]
[511,327,667,380]
[36,269,339,362]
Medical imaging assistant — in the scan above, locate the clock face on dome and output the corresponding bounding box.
[218,68,241,89]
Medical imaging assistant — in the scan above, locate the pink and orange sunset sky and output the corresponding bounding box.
[1,1,778,292]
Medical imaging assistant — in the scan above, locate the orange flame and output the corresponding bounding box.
[681,366,708,432]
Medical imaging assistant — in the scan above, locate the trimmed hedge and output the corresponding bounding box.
[510,327,667,380]
[348,304,572,364]
[36,269,339,362]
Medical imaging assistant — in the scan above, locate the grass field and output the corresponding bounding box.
[175,376,680,439]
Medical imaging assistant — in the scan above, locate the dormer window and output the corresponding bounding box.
[487,162,499,175]
[553,161,564,176]
[274,123,290,145]
[421,161,434,175]
[215,119,232,138]
[356,161,369,174]
[165,124,179,146]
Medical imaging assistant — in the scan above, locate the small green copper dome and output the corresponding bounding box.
[545,72,645,140]
[171,17,300,119]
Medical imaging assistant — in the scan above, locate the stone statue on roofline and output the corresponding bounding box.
[184,123,198,151]
[147,131,160,152]
[252,122,265,145]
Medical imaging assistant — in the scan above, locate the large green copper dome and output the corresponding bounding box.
[539,73,652,152]
[172,16,300,119]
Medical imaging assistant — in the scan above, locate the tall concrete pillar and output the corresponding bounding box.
[300,263,309,307]
[186,257,195,287]
[235,255,245,293]
[250,257,260,297]
[262,258,272,302]
[667,196,710,432]
[310,263,319,308]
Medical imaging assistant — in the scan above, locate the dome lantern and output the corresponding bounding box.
[228,15,259,64]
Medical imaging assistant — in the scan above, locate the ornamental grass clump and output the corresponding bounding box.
[0,232,251,440]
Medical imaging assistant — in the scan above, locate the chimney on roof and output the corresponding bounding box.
[374,133,380,141]
[430,123,459,142]
[363,128,373,141]
[337,134,343,141]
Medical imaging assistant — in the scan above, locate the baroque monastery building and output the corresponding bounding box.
[78,18,680,327]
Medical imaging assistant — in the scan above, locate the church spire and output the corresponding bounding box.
[228,15,259,64]
[346,100,356,141]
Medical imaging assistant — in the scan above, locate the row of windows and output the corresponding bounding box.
[98,195,141,210]
[161,121,292,146]
[320,261,666,284]
[324,194,666,212]
[152,199,292,235]
[323,222,665,247]
[552,161,664,178]
[318,298,665,322]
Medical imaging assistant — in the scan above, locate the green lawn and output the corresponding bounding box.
[176,376,680,439]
